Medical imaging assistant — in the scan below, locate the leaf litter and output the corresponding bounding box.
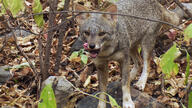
[0,0,192,107]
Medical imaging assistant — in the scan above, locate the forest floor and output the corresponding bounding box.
[0,0,192,108]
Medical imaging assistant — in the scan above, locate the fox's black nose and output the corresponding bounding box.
[89,44,95,49]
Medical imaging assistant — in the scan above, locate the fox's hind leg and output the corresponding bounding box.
[134,34,156,91]
[130,45,142,81]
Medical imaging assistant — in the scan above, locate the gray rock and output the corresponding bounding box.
[0,29,32,38]
[0,65,12,84]
[77,82,165,108]
[70,38,84,53]
[42,76,74,108]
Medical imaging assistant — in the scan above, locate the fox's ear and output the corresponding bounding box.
[74,4,90,24]
[102,4,117,22]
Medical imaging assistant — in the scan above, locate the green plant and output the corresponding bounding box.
[70,49,88,64]
[0,0,44,27]
[184,24,192,43]
[0,0,24,17]
[159,23,192,79]
[188,91,192,108]
[184,51,190,85]
[160,43,181,78]
[32,0,44,27]
[95,92,121,108]
[38,84,57,108]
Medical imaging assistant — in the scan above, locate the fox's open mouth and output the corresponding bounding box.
[83,43,100,58]
[89,49,100,58]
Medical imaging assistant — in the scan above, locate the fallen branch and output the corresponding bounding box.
[54,0,70,73]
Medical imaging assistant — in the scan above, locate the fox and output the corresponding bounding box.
[74,0,191,108]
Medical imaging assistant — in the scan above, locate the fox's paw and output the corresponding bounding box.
[123,101,135,108]
[134,80,146,91]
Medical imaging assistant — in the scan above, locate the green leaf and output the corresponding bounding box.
[181,103,186,108]
[138,46,141,54]
[79,49,84,55]
[185,51,190,85]
[108,94,121,108]
[0,0,9,15]
[80,54,88,64]
[160,43,181,78]
[188,91,192,108]
[38,84,57,108]
[0,0,24,17]
[32,0,44,27]
[95,92,121,108]
[69,51,79,60]
[10,0,24,17]
[11,62,35,69]
[184,24,192,42]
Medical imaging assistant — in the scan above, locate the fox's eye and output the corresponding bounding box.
[84,31,90,36]
[98,32,106,36]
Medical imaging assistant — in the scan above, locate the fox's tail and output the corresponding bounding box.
[159,2,192,26]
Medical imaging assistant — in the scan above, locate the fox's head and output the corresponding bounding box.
[75,4,117,58]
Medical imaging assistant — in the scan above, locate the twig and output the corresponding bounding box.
[37,33,44,97]
[2,1,38,76]
[184,80,192,106]
[161,73,166,96]
[10,26,38,75]
[0,10,182,31]
[43,0,58,81]
[67,77,110,104]
[1,0,40,100]
[54,0,70,73]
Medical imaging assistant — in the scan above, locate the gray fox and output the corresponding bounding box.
[75,1,191,108]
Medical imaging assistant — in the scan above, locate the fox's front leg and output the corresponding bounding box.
[121,57,135,108]
[95,60,108,108]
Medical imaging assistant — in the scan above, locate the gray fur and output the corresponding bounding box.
[76,1,190,108]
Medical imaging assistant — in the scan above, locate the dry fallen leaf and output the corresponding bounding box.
[80,66,89,82]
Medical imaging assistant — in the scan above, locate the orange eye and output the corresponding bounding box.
[98,32,106,36]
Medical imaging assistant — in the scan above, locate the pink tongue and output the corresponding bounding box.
[83,43,88,50]
[90,53,97,58]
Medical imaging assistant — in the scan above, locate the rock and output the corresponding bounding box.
[0,65,12,85]
[0,29,32,38]
[42,76,74,108]
[77,81,165,108]
[70,38,84,53]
